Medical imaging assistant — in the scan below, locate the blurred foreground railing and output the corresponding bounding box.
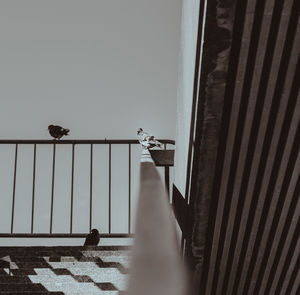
[0,139,174,238]
[127,150,187,295]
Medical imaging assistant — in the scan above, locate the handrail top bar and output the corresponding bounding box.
[0,139,175,144]
[0,233,134,238]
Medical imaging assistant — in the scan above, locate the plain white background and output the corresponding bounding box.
[0,0,181,139]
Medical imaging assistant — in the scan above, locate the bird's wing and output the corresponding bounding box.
[84,235,93,245]
[145,134,163,148]
[138,130,162,149]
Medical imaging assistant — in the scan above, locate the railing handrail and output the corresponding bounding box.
[127,151,187,294]
[0,138,175,238]
[0,139,175,144]
[0,233,133,238]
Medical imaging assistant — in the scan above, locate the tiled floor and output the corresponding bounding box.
[0,246,130,294]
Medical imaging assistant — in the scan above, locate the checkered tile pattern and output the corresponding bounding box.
[0,246,130,294]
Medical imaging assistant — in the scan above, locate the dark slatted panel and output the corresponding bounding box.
[200,0,300,294]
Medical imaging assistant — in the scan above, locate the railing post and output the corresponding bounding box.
[31,144,37,234]
[109,143,111,234]
[10,144,18,234]
[89,143,93,232]
[165,166,170,197]
[50,143,56,234]
[70,143,75,233]
[0,139,175,238]
[163,143,170,197]
[128,143,131,233]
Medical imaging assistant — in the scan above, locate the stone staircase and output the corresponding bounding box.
[0,246,131,295]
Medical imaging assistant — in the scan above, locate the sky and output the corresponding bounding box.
[0,0,181,140]
[0,0,181,245]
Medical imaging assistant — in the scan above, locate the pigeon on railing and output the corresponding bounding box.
[137,128,163,150]
[84,229,100,246]
[48,125,70,140]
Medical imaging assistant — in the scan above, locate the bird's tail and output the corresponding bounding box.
[63,129,70,135]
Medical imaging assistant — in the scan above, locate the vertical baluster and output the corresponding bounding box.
[109,143,111,234]
[50,143,56,234]
[181,235,185,254]
[128,144,131,234]
[31,144,37,234]
[89,143,93,232]
[11,144,18,234]
[70,144,75,233]
[164,144,170,197]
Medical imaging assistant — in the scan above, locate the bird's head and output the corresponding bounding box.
[91,228,99,235]
[137,128,143,135]
[48,125,54,130]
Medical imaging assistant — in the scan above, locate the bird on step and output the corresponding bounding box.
[84,228,100,246]
[137,128,163,150]
[48,125,70,140]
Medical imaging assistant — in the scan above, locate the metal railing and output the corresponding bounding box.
[0,139,174,238]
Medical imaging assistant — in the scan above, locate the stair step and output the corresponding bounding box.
[0,293,124,295]
[0,246,130,294]
[0,276,33,283]
[0,293,64,295]
[0,246,130,252]
[0,283,49,292]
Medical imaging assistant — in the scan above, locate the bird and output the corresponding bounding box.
[48,125,70,140]
[137,128,163,150]
[84,228,100,246]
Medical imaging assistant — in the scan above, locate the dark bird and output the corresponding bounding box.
[84,228,100,246]
[48,125,70,139]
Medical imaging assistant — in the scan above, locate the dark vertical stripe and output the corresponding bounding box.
[243,120,300,295]
[252,52,300,294]
[232,6,300,293]
[109,143,111,234]
[165,167,170,197]
[70,144,75,233]
[31,144,37,234]
[263,177,300,294]
[128,144,131,234]
[163,144,170,199]
[200,0,249,292]
[222,1,289,292]
[210,0,267,293]
[10,144,18,234]
[284,255,300,295]
[50,143,56,234]
[181,234,185,254]
[274,219,300,295]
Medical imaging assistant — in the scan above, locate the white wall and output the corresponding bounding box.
[174,0,200,196]
[0,0,181,139]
